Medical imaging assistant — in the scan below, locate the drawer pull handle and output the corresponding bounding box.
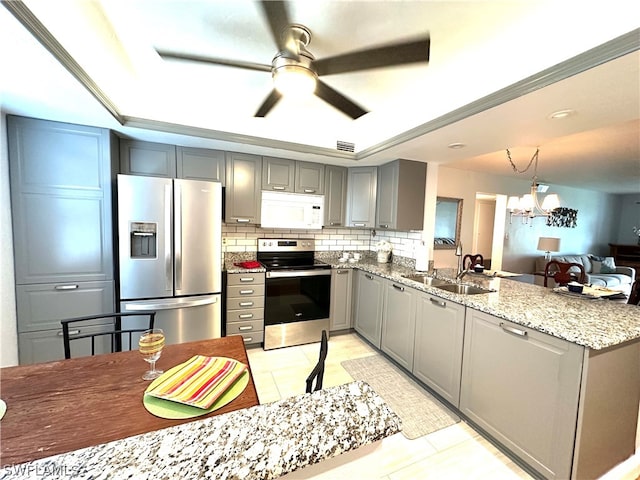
[239,278,254,282]
[236,218,250,223]
[303,188,315,193]
[238,326,253,331]
[379,224,389,229]
[430,298,446,308]
[239,313,254,319]
[58,329,80,336]
[272,186,286,190]
[392,284,404,291]
[243,337,253,342]
[337,270,347,275]
[353,223,365,227]
[239,290,254,295]
[55,284,78,290]
[239,301,254,307]
[500,323,528,337]
[365,274,373,280]
[330,222,341,226]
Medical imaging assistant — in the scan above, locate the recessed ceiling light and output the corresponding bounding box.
[548,109,576,119]
[447,142,466,149]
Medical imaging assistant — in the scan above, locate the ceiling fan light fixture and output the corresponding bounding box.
[273,64,317,96]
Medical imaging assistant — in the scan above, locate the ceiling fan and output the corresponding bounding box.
[156,1,430,119]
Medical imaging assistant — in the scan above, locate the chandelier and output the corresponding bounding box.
[506,148,560,225]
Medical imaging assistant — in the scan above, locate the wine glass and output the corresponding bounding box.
[139,329,165,380]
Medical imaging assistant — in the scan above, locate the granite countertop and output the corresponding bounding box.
[1,381,401,480]
[334,259,640,351]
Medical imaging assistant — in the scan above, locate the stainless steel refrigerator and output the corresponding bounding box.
[117,174,222,345]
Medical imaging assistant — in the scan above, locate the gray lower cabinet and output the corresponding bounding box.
[346,167,377,228]
[380,280,416,371]
[353,270,384,347]
[460,309,584,480]
[8,115,117,364]
[329,269,352,331]
[412,293,465,407]
[225,272,265,346]
[324,165,347,227]
[225,152,262,224]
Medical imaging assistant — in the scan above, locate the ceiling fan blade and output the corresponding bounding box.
[314,36,430,76]
[157,50,271,72]
[259,1,294,54]
[255,89,283,117]
[315,81,367,119]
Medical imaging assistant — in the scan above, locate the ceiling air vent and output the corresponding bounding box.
[337,140,355,153]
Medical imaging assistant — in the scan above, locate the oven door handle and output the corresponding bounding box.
[267,270,332,278]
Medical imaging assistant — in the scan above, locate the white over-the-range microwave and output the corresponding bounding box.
[260,191,324,230]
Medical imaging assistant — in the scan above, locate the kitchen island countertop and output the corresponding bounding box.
[327,258,639,351]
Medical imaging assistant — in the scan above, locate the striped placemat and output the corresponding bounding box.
[146,355,248,409]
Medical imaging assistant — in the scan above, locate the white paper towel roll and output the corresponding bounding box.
[415,242,429,271]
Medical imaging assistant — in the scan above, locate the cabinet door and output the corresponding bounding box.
[18,324,114,365]
[376,161,399,230]
[460,309,584,480]
[381,280,416,371]
[346,167,377,228]
[8,116,114,284]
[262,157,295,192]
[354,271,383,347]
[295,161,324,194]
[413,293,465,407]
[120,139,177,177]
[324,165,347,227]
[16,281,115,333]
[225,152,262,224]
[330,269,352,331]
[177,146,225,183]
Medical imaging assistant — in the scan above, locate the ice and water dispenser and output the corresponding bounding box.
[129,222,157,258]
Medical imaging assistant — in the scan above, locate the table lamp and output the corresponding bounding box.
[537,237,561,261]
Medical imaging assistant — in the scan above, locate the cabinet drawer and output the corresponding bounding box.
[227,273,265,286]
[229,331,264,346]
[16,281,115,332]
[227,285,265,297]
[227,297,264,310]
[226,320,264,335]
[226,308,264,322]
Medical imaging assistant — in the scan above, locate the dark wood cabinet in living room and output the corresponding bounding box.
[609,243,640,275]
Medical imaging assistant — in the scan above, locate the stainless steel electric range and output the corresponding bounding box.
[257,238,331,350]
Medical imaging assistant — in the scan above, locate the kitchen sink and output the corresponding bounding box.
[402,275,450,286]
[434,283,495,295]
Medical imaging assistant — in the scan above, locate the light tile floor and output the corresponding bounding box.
[246,332,535,479]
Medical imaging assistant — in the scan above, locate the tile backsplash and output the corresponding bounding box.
[222,224,424,259]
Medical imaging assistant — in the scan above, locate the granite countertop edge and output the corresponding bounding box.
[1,381,401,480]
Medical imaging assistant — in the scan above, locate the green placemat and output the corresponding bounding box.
[142,360,249,420]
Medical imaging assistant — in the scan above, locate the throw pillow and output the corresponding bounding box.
[589,254,605,262]
[601,256,616,273]
[592,260,602,274]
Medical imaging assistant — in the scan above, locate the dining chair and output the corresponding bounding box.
[543,261,586,287]
[462,254,484,270]
[628,279,640,306]
[61,312,156,359]
[305,330,328,393]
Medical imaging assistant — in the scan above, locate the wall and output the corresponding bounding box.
[0,112,19,367]
[436,166,624,273]
[617,193,640,245]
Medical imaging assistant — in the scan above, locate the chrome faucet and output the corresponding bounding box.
[454,243,466,281]
[456,268,470,281]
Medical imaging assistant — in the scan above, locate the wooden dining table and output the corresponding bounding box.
[0,335,259,466]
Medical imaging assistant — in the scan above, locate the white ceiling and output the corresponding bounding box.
[1,1,639,194]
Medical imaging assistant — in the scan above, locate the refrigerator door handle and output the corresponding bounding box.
[164,184,172,292]
[174,181,182,291]
[125,296,218,311]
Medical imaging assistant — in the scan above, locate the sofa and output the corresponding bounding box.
[535,254,636,295]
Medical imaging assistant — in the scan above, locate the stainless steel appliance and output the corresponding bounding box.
[257,238,331,350]
[117,174,222,345]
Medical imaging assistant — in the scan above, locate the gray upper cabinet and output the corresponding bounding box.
[262,157,295,192]
[412,292,465,407]
[460,309,584,480]
[8,116,115,285]
[294,161,324,194]
[353,270,384,347]
[177,146,225,183]
[225,152,262,224]
[262,158,324,194]
[120,139,177,178]
[120,140,224,182]
[380,280,417,371]
[346,167,377,228]
[324,165,347,227]
[376,159,426,231]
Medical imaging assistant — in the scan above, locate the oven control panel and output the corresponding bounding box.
[258,238,315,252]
